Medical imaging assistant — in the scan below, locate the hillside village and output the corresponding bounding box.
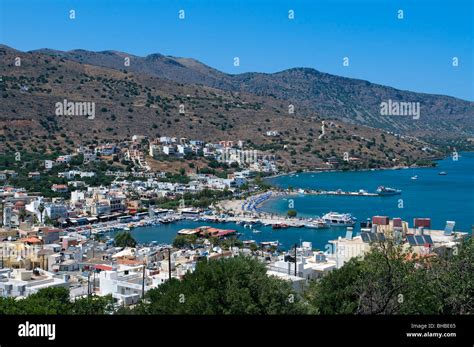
[0,131,469,306]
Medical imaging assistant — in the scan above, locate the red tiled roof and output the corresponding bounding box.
[19,237,42,244]
[117,259,142,266]
[94,264,113,271]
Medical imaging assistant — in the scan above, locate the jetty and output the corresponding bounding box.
[304,189,380,197]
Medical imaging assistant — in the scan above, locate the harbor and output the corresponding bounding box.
[53,151,473,252]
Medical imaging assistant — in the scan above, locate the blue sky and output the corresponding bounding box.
[1,0,473,100]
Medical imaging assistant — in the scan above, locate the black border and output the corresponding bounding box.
[0,315,472,346]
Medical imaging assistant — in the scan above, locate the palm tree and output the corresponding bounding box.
[38,203,45,226]
[18,209,27,223]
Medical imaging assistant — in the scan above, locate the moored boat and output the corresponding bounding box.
[376,186,402,196]
[260,241,279,247]
[272,223,289,229]
[304,219,328,229]
[322,212,356,227]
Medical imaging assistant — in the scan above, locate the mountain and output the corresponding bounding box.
[0,45,439,170]
[29,47,474,140]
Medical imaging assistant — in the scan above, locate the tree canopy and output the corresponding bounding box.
[287,209,297,218]
[114,231,137,248]
[0,238,471,315]
[134,256,306,314]
[0,287,113,315]
[305,238,473,315]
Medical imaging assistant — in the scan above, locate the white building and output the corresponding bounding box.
[2,202,14,227]
[71,191,85,204]
[162,145,176,156]
[44,203,69,220]
[177,144,192,156]
[98,265,160,306]
[329,236,371,268]
[149,144,161,157]
[58,170,95,180]
[83,152,97,163]
[0,269,68,298]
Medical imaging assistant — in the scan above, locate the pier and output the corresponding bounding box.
[304,189,380,197]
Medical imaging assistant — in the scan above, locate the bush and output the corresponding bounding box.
[135,257,306,314]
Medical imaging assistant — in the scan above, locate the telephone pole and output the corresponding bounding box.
[168,248,172,280]
[294,243,297,277]
[87,271,91,297]
[141,262,146,298]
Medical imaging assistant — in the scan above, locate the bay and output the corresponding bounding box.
[130,153,473,251]
[263,152,474,233]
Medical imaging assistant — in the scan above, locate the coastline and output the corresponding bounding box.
[264,164,432,181]
[262,153,461,180]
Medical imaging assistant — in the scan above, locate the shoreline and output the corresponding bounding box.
[262,154,457,180]
[264,165,431,180]
[254,154,462,215]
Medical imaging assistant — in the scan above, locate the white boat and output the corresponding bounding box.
[260,241,279,247]
[322,212,356,227]
[304,219,328,229]
[376,186,402,196]
[252,229,262,234]
[411,175,418,180]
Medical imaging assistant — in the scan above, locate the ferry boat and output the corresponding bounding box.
[376,186,401,196]
[322,212,356,226]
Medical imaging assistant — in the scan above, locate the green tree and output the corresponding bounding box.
[72,295,114,314]
[305,257,363,314]
[114,231,137,248]
[305,238,474,315]
[173,234,198,248]
[0,287,72,314]
[134,257,306,314]
[38,203,45,225]
[287,209,297,218]
[0,287,114,315]
[428,238,473,314]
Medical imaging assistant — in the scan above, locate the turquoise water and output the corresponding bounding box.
[263,152,474,233]
[130,220,334,251]
[131,153,473,251]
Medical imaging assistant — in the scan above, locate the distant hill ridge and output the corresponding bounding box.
[0,44,441,169]
[22,45,474,139]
